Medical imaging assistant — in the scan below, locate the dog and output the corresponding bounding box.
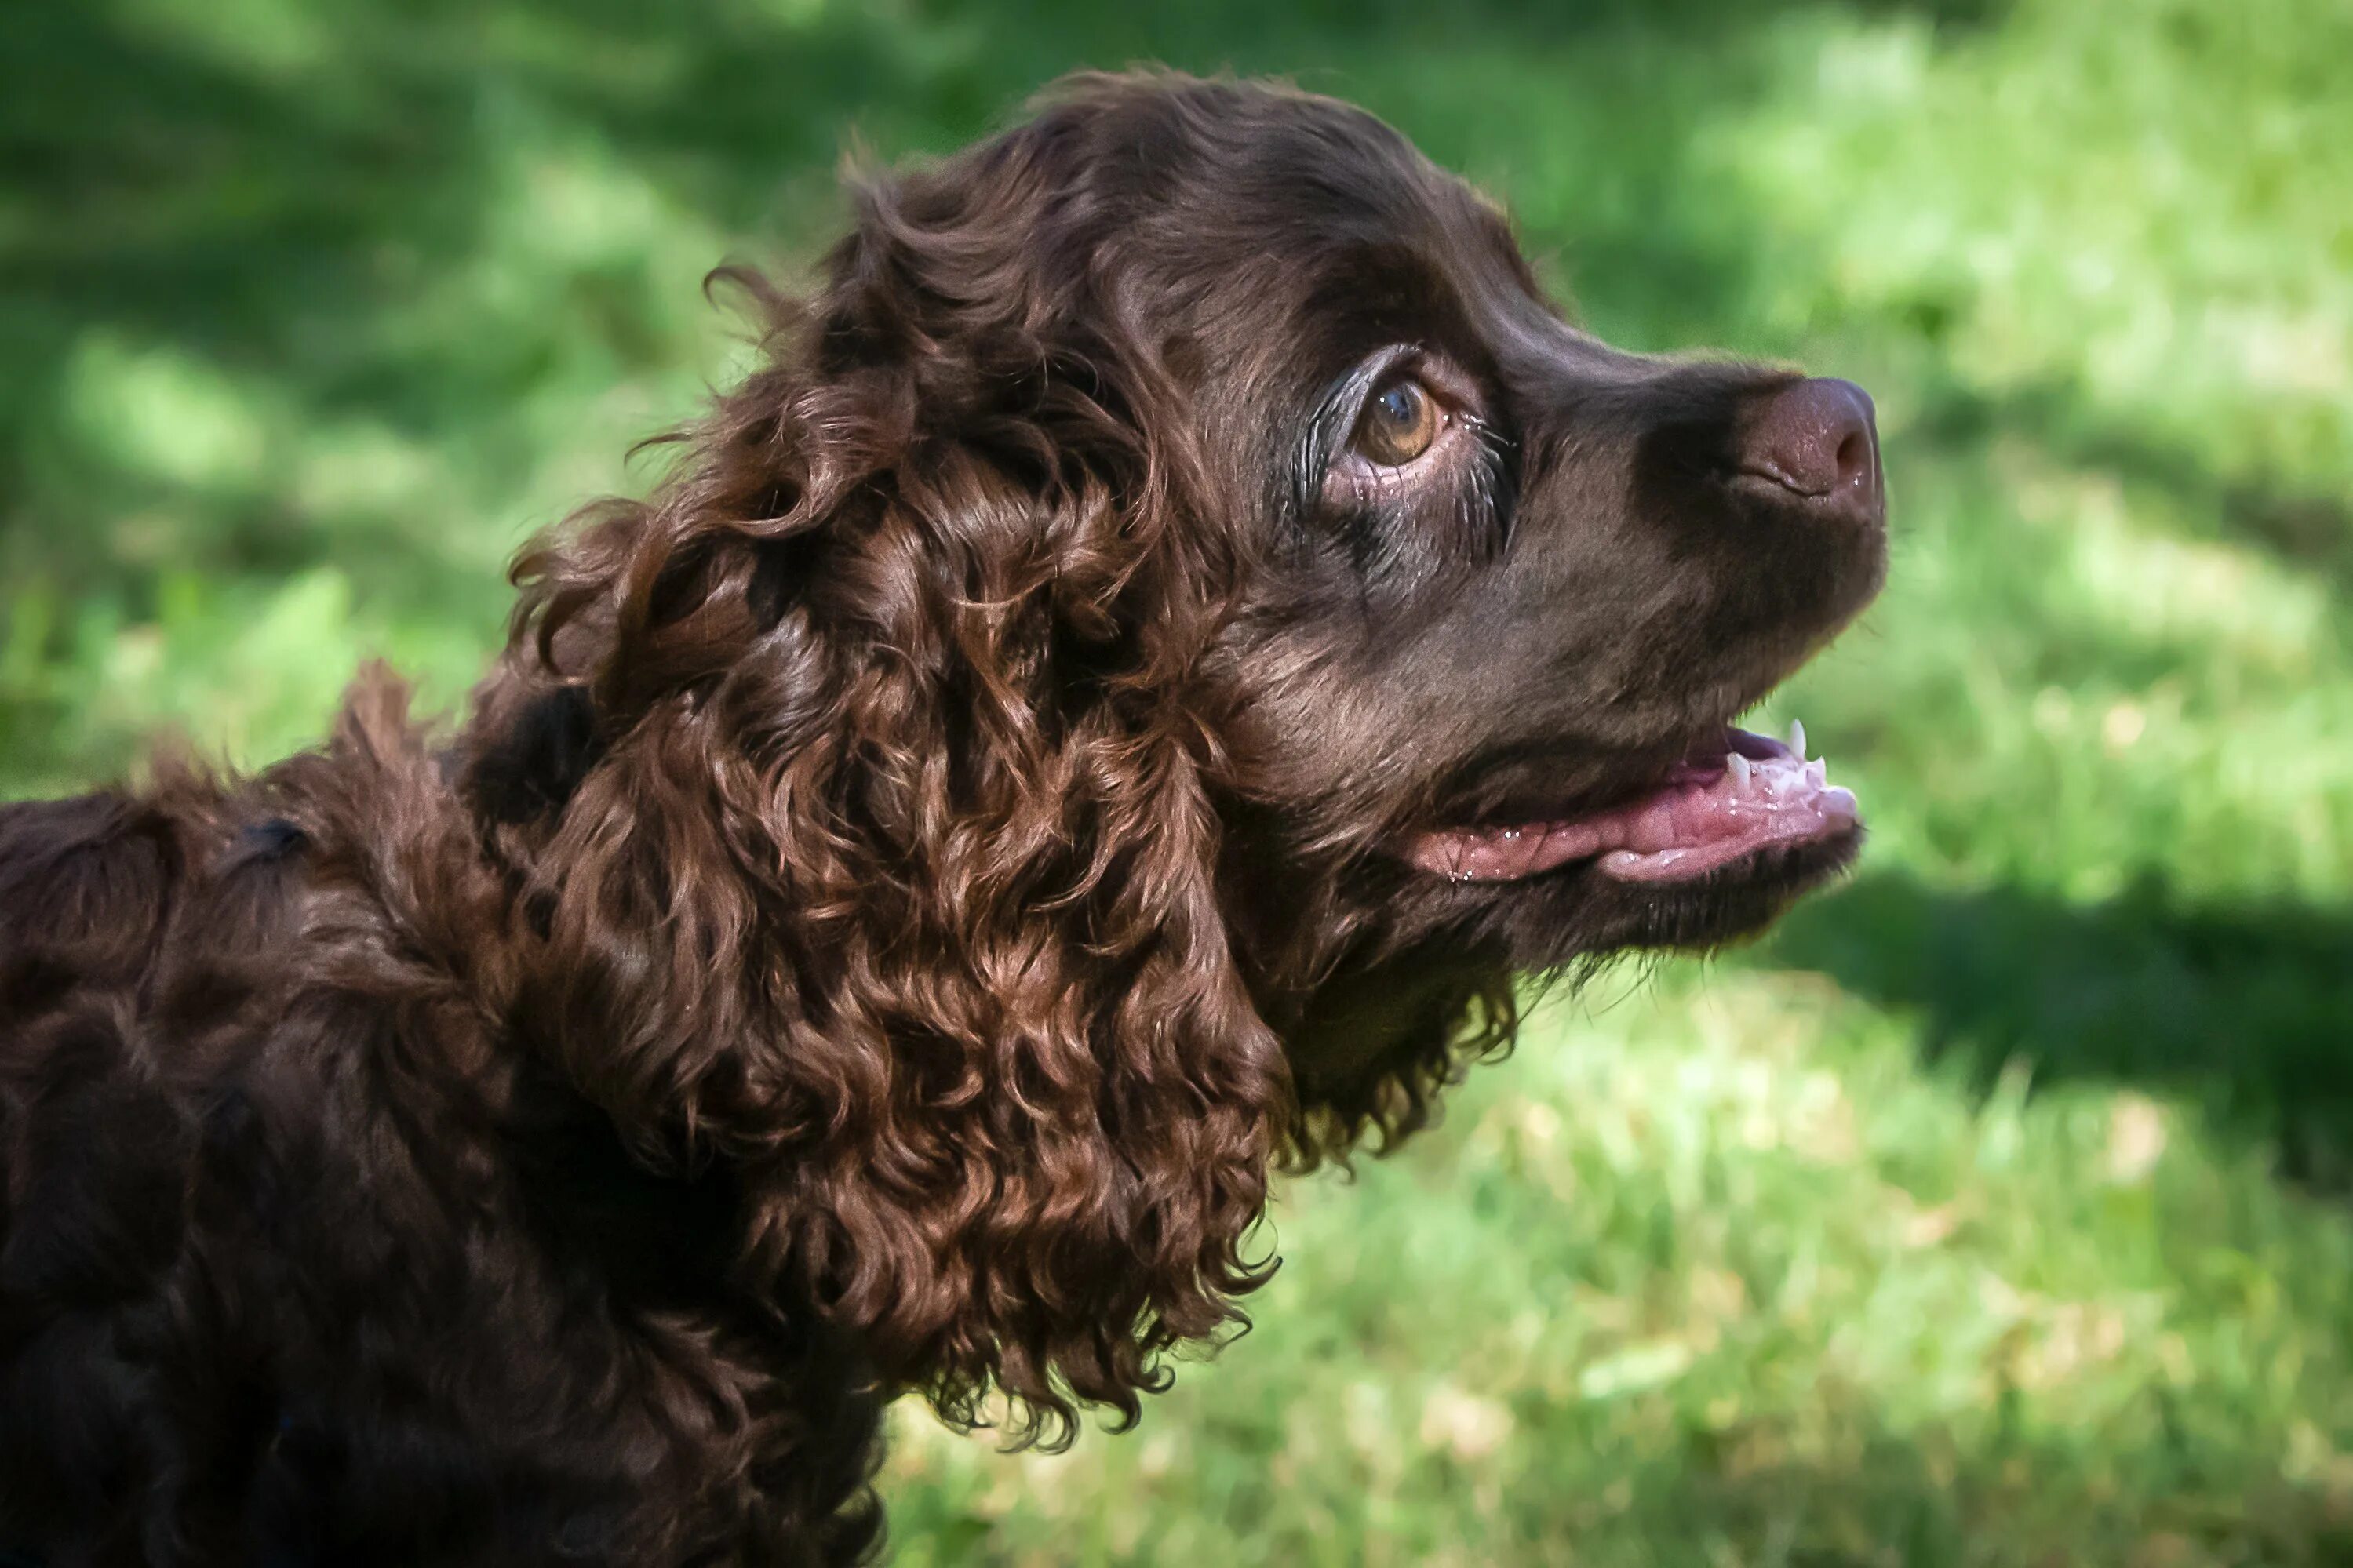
[0,71,1885,1565]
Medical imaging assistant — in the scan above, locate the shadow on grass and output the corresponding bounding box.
[1602,1413,2353,1567]
[1765,869,2353,1191]
[5,0,1995,791]
[0,0,2006,512]
[1913,376,2353,615]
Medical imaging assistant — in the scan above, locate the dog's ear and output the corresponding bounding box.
[470,97,1287,1443]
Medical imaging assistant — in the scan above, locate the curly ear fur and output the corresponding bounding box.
[462,103,1286,1444]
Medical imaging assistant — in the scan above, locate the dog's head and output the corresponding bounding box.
[464,72,1883,1439]
[1089,79,1889,1139]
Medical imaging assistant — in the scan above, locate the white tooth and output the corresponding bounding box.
[1806,759,1827,788]
[1788,718,1807,759]
[1728,752,1753,788]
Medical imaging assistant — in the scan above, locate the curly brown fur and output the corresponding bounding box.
[0,71,1884,1563]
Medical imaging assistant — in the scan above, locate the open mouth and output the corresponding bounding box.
[1404,722,1859,886]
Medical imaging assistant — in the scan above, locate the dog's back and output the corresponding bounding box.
[0,779,326,1555]
[0,788,192,1004]
[0,719,885,1564]
[0,785,213,1552]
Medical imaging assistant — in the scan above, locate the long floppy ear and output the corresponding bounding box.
[463,98,1287,1442]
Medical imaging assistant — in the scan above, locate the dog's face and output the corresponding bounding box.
[1037,85,1885,1048]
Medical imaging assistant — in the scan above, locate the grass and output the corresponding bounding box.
[5,0,2352,1561]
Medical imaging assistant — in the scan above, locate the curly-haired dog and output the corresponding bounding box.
[0,72,1885,1564]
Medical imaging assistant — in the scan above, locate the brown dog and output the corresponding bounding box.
[0,71,1884,1565]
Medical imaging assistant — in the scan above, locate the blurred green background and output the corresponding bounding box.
[5,0,2351,1561]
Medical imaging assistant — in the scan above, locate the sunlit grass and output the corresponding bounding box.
[4,0,2350,1561]
[886,973,2353,1566]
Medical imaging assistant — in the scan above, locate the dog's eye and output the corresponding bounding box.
[1351,377,1443,466]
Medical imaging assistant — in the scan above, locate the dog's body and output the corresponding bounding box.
[2,740,890,1564]
[0,75,1884,1563]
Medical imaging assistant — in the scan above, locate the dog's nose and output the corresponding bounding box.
[1738,377,1881,522]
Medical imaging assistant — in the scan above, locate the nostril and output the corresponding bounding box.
[1834,428,1870,489]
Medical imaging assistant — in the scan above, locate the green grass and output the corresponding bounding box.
[6,0,2351,1561]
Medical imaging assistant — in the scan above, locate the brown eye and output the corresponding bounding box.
[1352,377,1443,466]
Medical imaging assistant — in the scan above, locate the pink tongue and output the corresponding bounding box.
[1405,729,1859,885]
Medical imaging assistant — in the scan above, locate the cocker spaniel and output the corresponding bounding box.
[0,71,1885,1565]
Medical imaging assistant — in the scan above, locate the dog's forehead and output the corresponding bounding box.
[1123,122,1540,365]
[1209,112,1512,268]
[1069,85,1517,281]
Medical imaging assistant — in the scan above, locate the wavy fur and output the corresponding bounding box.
[0,71,1882,1563]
